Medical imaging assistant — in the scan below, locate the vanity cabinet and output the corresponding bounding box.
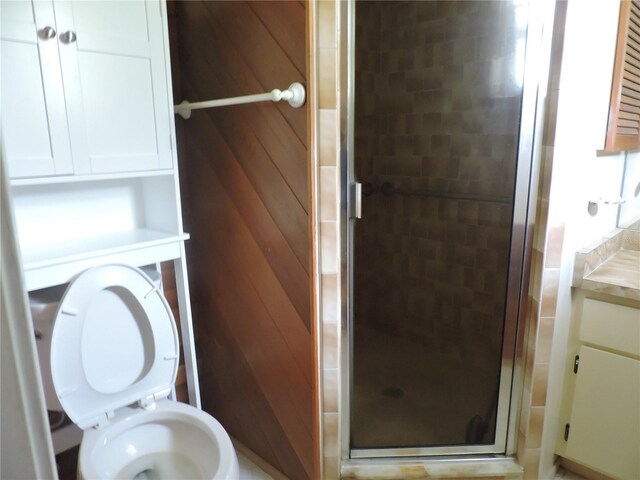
[557,291,640,479]
[1,0,172,178]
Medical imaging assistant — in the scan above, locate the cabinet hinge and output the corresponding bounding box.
[573,355,580,373]
[564,423,570,441]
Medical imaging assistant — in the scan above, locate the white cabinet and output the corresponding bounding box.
[565,346,640,480]
[557,292,640,480]
[2,0,184,290]
[1,0,202,454]
[1,1,73,177]
[1,0,172,179]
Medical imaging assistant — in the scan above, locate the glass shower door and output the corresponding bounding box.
[349,0,536,456]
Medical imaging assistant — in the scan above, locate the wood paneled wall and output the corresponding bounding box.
[168,2,315,479]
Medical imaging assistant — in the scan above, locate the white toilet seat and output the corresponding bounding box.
[49,264,240,479]
[50,264,179,429]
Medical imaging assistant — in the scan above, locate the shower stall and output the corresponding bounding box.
[343,0,548,458]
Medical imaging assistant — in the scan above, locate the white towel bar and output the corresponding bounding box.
[174,82,305,120]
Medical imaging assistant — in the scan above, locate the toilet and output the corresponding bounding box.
[43,263,239,479]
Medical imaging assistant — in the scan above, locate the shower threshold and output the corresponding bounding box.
[341,456,523,479]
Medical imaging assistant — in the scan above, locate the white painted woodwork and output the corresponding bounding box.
[565,346,640,480]
[0,144,58,480]
[3,0,172,179]
[23,239,185,292]
[11,175,183,287]
[10,169,173,187]
[54,0,172,174]
[0,0,73,178]
[173,245,200,407]
[3,0,201,457]
[580,298,640,356]
[557,291,640,479]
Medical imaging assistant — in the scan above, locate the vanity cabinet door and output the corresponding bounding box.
[1,0,73,178]
[565,346,640,480]
[53,0,172,175]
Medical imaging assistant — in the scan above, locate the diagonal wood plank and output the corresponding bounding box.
[181,93,311,321]
[248,1,307,77]
[170,2,314,478]
[184,130,313,384]
[177,3,308,209]
[184,139,313,441]
[176,39,309,264]
[201,1,307,144]
[201,298,311,480]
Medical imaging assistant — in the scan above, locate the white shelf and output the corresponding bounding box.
[23,229,187,268]
[11,168,174,187]
[23,229,189,290]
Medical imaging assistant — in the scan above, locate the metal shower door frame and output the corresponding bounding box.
[339,0,556,460]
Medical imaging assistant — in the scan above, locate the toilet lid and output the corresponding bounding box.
[50,264,179,430]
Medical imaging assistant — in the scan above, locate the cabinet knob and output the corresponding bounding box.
[37,26,57,40]
[59,31,77,44]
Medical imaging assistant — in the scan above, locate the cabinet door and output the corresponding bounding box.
[566,346,640,479]
[1,0,73,178]
[54,0,172,174]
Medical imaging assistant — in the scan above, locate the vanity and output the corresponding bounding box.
[556,227,640,480]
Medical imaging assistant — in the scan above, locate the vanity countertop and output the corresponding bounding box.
[573,228,640,301]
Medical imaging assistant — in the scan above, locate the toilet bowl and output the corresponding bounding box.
[79,401,237,479]
[46,264,239,479]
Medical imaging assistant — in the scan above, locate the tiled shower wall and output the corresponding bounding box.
[313,1,557,478]
[522,2,633,478]
[353,1,525,361]
[315,1,341,478]
[516,5,565,472]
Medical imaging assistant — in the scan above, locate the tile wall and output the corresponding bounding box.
[514,2,569,477]
[352,0,524,366]
[312,1,564,478]
[534,2,632,478]
[517,1,636,478]
[314,1,342,478]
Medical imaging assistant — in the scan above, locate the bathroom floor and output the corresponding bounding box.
[56,446,274,479]
[554,468,588,480]
[352,325,500,449]
[237,451,275,480]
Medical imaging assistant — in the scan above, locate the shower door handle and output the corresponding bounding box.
[349,182,362,219]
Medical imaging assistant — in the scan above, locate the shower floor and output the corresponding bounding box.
[352,325,501,449]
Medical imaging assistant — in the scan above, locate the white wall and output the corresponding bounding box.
[0,152,57,479]
[619,151,640,227]
[539,0,629,476]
